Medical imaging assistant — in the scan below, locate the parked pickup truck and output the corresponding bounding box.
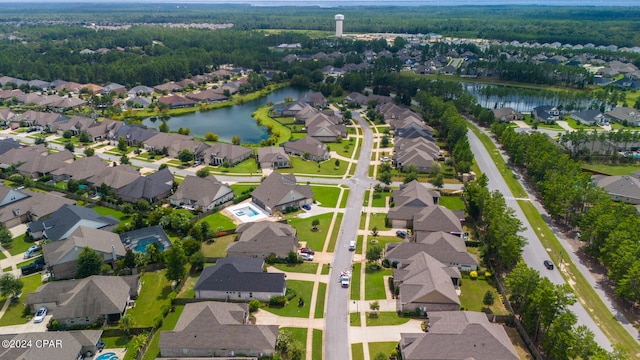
[21,257,45,276]
[340,270,351,288]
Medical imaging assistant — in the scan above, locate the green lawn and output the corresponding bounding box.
[277,156,348,177]
[126,270,173,327]
[350,312,361,326]
[368,342,399,360]
[0,274,42,326]
[326,212,343,252]
[356,235,364,255]
[364,268,392,300]
[310,185,341,208]
[335,139,357,159]
[16,256,43,269]
[312,329,323,360]
[371,192,391,208]
[100,335,128,350]
[93,206,132,228]
[281,327,307,358]
[339,189,350,208]
[253,106,292,146]
[289,213,334,251]
[581,163,640,176]
[361,213,390,231]
[196,212,236,232]
[366,312,411,326]
[229,183,258,194]
[351,343,365,360]
[271,262,319,274]
[459,276,507,315]
[321,264,330,275]
[368,236,401,254]
[7,234,31,257]
[439,195,466,211]
[263,280,313,318]
[350,263,361,300]
[142,305,185,360]
[314,282,327,319]
[201,234,236,258]
[211,158,258,174]
[363,190,370,206]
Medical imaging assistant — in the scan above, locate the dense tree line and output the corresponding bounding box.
[3,4,640,47]
[491,123,640,305]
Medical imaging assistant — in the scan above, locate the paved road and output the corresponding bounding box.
[325,111,375,360]
[467,128,613,351]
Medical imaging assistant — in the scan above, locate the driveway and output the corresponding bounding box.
[0,315,51,335]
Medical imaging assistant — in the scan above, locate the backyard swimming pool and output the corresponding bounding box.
[134,237,165,253]
[227,202,268,223]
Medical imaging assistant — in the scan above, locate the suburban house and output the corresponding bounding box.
[199,142,252,166]
[571,109,607,126]
[51,156,110,182]
[170,175,233,211]
[159,301,279,358]
[27,204,119,241]
[605,106,640,126]
[17,150,75,179]
[157,94,195,109]
[251,172,313,215]
[393,142,437,173]
[0,331,104,360]
[120,225,172,253]
[293,104,319,124]
[300,91,327,108]
[0,185,74,228]
[186,89,228,103]
[399,311,519,360]
[0,138,21,155]
[257,147,290,169]
[270,101,307,117]
[128,85,154,96]
[305,112,346,142]
[387,181,439,229]
[87,164,140,191]
[26,275,140,327]
[394,252,461,313]
[117,168,174,203]
[112,124,157,147]
[593,175,640,205]
[144,132,208,158]
[153,82,183,93]
[194,257,286,301]
[386,231,478,271]
[227,222,299,259]
[282,136,330,162]
[492,107,523,122]
[42,226,126,280]
[412,206,464,236]
[0,144,49,169]
[102,83,127,95]
[532,105,561,123]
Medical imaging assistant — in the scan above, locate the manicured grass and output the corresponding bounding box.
[289,213,334,251]
[321,264,330,275]
[177,270,200,298]
[467,123,527,198]
[458,276,507,315]
[211,158,259,174]
[581,163,640,176]
[312,329,323,360]
[281,327,307,357]
[276,156,348,177]
[351,343,365,360]
[350,263,361,300]
[339,188,350,208]
[439,195,466,211]
[365,311,411,326]
[314,282,327,319]
[141,305,185,360]
[518,200,640,354]
[229,183,258,194]
[126,270,173,327]
[201,234,235,258]
[368,236,401,254]
[371,191,391,208]
[93,206,132,228]
[364,268,393,300]
[350,312,361,326]
[271,262,319,274]
[16,256,43,269]
[196,212,236,232]
[363,190,370,206]
[0,273,42,326]
[336,139,357,159]
[2,267,11,272]
[368,342,399,360]
[326,212,343,252]
[100,335,128,350]
[253,106,292,146]
[356,235,364,255]
[263,280,313,318]
[310,185,341,208]
[365,213,390,231]
[7,234,32,257]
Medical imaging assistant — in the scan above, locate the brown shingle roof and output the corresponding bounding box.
[251,172,313,211]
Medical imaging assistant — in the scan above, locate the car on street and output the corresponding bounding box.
[24,245,40,259]
[21,257,45,276]
[33,307,47,323]
[396,230,409,239]
[544,260,554,270]
[301,253,314,261]
[300,248,315,255]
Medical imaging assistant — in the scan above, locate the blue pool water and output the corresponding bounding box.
[96,352,118,360]
[234,206,259,217]
[134,237,165,253]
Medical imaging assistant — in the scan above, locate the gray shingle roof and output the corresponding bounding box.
[386,231,478,268]
[88,164,140,190]
[0,330,103,360]
[251,172,313,211]
[282,136,328,158]
[394,252,460,308]
[28,204,119,242]
[228,222,299,259]
[43,226,126,266]
[194,259,285,293]
[413,206,463,234]
[51,155,109,180]
[594,175,640,200]
[169,175,232,208]
[117,168,173,202]
[388,181,438,221]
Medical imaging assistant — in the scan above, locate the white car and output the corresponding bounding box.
[33,307,47,323]
[380,157,390,162]
[301,253,314,261]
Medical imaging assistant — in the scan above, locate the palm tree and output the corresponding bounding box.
[119,314,134,341]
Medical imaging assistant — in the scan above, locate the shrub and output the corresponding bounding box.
[285,288,297,301]
[153,316,163,329]
[483,290,495,306]
[249,299,261,313]
[469,270,478,279]
[269,296,287,307]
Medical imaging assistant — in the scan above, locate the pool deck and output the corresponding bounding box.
[226,201,270,223]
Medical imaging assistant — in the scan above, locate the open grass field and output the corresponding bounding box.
[127,270,173,327]
[364,268,393,300]
[253,106,292,146]
[201,234,235,258]
[0,274,42,326]
[263,280,313,318]
[310,185,342,208]
[271,262,319,274]
[289,212,334,251]
[196,212,236,232]
[314,282,327,319]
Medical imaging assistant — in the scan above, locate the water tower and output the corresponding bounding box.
[335,14,344,37]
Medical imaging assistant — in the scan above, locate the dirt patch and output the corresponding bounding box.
[504,326,534,360]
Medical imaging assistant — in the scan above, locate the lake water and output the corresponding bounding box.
[143,87,311,143]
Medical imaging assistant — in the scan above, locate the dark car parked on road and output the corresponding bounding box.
[21,257,45,276]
